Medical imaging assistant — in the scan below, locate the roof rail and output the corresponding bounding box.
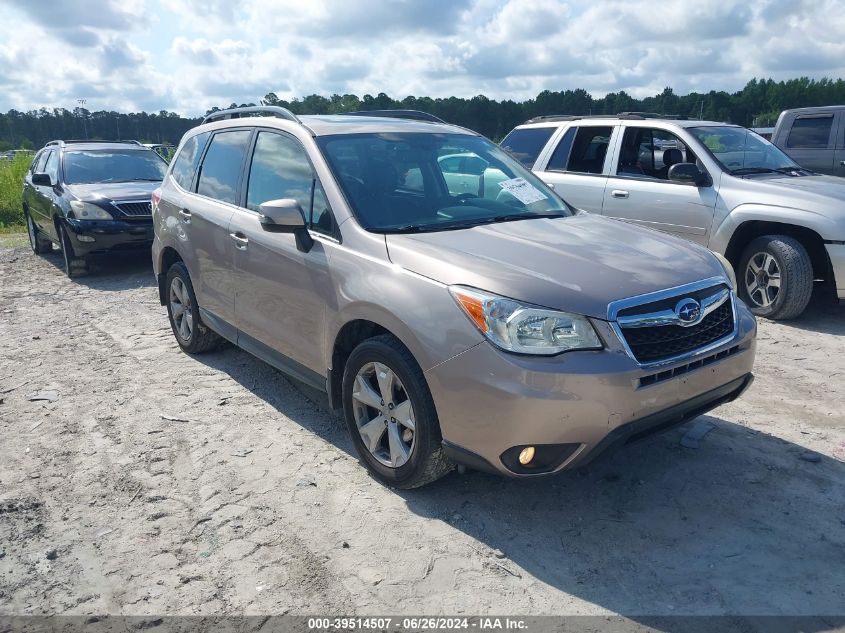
[202,105,300,125]
[46,139,143,147]
[346,109,445,123]
[523,114,644,124]
[617,112,690,120]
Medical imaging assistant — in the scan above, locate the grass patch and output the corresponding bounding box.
[0,154,31,228]
[0,231,27,249]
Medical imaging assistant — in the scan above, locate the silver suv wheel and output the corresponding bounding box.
[744,251,781,308]
[169,276,194,342]
[351,361,415,468]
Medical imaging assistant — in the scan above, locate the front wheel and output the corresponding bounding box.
[738,235,813,320]
[342,334,453,489]
[58,223,87,278]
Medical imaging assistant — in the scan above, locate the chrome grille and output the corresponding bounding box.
[609,279,737,366]
[114,201,152,217]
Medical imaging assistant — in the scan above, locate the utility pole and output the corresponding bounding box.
[116,116,120,140]
[77,99,88,139]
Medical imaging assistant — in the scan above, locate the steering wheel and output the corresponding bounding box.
[453,193,477,203]
[726,160,742,169]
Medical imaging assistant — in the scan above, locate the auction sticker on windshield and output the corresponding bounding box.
[498,177,546,205]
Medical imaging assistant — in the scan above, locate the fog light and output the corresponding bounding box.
[77,235,95,243]
[518,446,535,465]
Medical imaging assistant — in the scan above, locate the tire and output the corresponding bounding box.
[58,223,88,278]
[165,261,223,354]
[738,235,813,320]
[25,211,52,255]
[342,334,453,489]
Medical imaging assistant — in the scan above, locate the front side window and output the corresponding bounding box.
[318,132,570,233]
[688,126,800,174]
[615,127,696,180]
[44,151,59,183]
[196,130,252,204]
[246,131,335,235]
[62,150,167,185]
[566,127,612,174]
[786,116,833,149]
[171,132,210,190]
[545,127,576,172]
[500,127,556,168]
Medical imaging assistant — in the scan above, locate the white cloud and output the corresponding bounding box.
[0,0,844,115]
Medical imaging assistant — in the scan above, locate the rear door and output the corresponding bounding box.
[24,150,48,228]
[181,128,253,333]
[781,112,836,174]
[601,126,717,245]
[533,125,614,212]
[228,129,336,377]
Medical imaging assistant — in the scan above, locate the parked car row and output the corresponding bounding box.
[21,106,760,488]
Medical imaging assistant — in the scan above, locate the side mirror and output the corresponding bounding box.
[258,198,313,252]
[668,163,707,186]
[32,172,52,187]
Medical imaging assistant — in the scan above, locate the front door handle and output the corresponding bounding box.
[229,232,249,250]
[611,190,629,199]
[178,208,192,224]
[840,160,845,166]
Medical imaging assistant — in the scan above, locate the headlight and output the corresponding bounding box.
[712,251,737,290]
[70,200,113,220]
[449,285,602,355]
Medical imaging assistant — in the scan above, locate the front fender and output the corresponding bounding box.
[710,203,840,254]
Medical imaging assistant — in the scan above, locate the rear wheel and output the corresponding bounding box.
[58,223,87,278]
[738,235,813,320]
[165,261,222,353]
[342,334,453,489]
[26,211,52,255]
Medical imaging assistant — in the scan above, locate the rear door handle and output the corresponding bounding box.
[840,160,845,166]
[611,190,629,199]
[229,232,249,250]
[178,208,192,224]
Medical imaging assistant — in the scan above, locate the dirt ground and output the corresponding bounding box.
[0,242,843,620]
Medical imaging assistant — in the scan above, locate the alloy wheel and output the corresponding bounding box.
[169,277,194,342]
[351,361,416,468]
[744,251,782,308]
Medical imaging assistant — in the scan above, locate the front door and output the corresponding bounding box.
[601,126,717,245]
[229,129,335,376]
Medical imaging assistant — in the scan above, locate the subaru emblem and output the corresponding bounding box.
[675,298,701,326]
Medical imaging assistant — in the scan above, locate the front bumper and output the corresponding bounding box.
[64,218,153,256]
[426,299,757,477]
[826,243,845,300]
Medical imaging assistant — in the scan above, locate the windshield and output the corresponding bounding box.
[63,150,168,184]
[687,126,801,174]
[316,133,570,233]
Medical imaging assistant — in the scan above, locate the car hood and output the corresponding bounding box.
[66,181,159,202]
[735,174,845,215]
[385,214,725,320]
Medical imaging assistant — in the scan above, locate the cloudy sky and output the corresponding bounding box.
[0,0,843,116]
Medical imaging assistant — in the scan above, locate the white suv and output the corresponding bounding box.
[502,113,845,320]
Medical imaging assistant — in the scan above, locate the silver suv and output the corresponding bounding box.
[152,106,756,488]
[502,113,845,319]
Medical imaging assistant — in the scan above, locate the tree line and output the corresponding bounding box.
[3,77,845,151]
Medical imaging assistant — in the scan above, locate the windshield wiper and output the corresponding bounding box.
[730,167,780,175]
[380,213,566,234]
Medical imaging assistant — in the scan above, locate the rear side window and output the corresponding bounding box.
[171,132,210,190]
[787,116,833,149]
[500,127,555,168]
[33,150,50,174]
[545,127,577,171]
[196,130,252,204]
[566,126,612,174]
